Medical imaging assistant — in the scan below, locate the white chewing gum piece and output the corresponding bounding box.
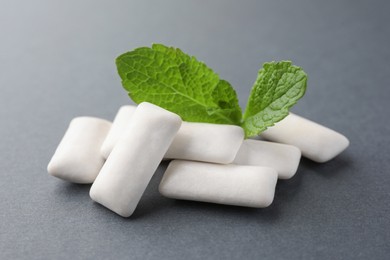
[90,102,182,217]
[165,122,244,164]
[98,106,244,164]
[260,113,350,163]
[100,105,137,159]
[47,117,111,184]
[233,139,301,179]
[159,160,278,208]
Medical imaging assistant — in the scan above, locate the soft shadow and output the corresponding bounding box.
[54,181,91,198]
[274,167,304,202]
[90,200,129,219]
[129,198,170,220]
[299,152,353,178]
[169,199,281,223]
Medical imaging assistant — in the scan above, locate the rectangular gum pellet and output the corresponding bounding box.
[260,113,350,163]
[47,117,111,184]
[101,106,244,164]
[89,102,182,217]
[159,160,278,208]
[100,105,137,159]
[233,139,301,179]
[164,122,244,164]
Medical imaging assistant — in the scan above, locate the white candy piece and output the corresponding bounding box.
[233,139,301,179]
[47,117,111,184]
[165,122,244,164]
[90,102,182,217]
[261,113,349,163]
[100,105,136,159]
[101,106,245,164]
[159,160,278,208]
[100,106,244,164]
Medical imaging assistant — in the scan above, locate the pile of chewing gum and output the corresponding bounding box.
[48,102,349,217]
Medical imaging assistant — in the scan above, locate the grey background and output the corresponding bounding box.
[1,0,389,259]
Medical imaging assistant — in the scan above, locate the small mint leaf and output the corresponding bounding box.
[242,61,307,137]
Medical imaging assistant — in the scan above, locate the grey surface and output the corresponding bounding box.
[1,0,389,259]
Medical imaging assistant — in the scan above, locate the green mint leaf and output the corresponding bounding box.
[116,44,242,125]
[242,61,307,137]
[210,80,242,125]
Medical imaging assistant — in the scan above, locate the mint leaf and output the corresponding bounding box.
[211,80,242,125]
[242,61,307,137]
[116,45,308,139]
[116,44,242,125]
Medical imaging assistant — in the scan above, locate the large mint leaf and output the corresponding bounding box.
[242,61,307,137]
[116,44,242,125]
